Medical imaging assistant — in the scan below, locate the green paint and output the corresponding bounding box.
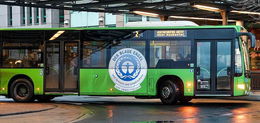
[233,29,250,96]
[80,69,148,95]
[80,69,194,96]
[0,69,44,95]
[234,76,250,96]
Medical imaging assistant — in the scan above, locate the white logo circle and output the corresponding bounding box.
[109,48,147,92]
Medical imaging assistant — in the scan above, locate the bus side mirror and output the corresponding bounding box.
[237,32,256,48]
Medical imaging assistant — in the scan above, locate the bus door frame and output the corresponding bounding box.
[44,40,80,93]
[194,39,234,96]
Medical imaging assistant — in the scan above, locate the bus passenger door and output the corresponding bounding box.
[45,41,79,92]
[195,42,211,92]
[45,42,60,91]
[195,41,232,95]
[63,42,79,91]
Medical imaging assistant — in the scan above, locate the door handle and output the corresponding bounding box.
[45,67,49,75]
[196,67,200,75]
[227,67,231,76]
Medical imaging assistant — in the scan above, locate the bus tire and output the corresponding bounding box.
[179,96,192,104]
[36,96,55,102]
[159,80,179,105]
[10,78,34,102]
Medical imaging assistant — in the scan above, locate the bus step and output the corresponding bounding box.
[195,94,231,97]
[45,92,79,95]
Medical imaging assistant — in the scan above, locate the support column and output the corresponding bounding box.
[220,11,228,25]
[236,20,244,26]
[99,12,105,27]
[160,16,169,21]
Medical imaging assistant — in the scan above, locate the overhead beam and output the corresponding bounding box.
[73,0,145,7]
[105,0,198,11]
[134,8,211,16]
[36,0,77,4]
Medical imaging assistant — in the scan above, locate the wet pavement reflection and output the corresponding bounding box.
[67,97,260,123]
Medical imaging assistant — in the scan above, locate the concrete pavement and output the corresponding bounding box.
[0,96,90,123]
[222,91,260,101]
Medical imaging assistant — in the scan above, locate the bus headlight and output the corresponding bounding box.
[187,82,192,88]
[238,84,245,90]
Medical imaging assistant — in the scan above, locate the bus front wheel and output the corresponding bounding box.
[179,96,192,104]
[36,96,55,102]
[10,78,34,102]
[159,80,179,104]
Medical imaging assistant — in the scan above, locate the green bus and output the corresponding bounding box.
[0,25,255,104]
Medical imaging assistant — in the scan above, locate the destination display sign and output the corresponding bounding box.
[155,30,187,37]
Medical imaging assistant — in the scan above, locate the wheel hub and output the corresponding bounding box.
[17,84,28,97]
[162,86,171,98]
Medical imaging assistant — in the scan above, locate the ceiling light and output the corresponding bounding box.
[170,16,236,22]
[49,31,65,40]
[231,10,260,15]
[193,4,222,12]
[133,10,159,17]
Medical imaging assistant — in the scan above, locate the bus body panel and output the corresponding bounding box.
[79,69,194,96]
[0,69,44,95]
[234,76,250,96]
[80,69,149,95]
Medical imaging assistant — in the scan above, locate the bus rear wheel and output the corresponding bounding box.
[159,80,179,105]
[10,78,34,102]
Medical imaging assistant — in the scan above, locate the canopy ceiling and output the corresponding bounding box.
[0,0,259,22]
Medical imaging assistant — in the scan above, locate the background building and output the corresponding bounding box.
[70,11,161,27]
[0,5,69,28]
[0,5,161,28]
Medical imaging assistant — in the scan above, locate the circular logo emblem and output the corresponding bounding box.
[109,48,147,92]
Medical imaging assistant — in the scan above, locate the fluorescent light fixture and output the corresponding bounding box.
[231,10,260,15]
[193,4,222,12]
[170,15,236,22]
[49,31,65,40]
[118,9,129,12]
[15,60,22,64]
[194,4,260,15]
[133,10,159,17]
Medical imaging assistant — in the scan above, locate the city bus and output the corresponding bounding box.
[0,23,255,104]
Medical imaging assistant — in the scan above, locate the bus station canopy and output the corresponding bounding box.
[0,0,259,22]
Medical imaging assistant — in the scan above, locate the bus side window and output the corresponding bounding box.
[150,40,191,68]
[235,39,242,76]
[82,41,107,68]
[2,42,43,68]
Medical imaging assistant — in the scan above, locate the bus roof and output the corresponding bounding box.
[0,25,241,31]
[125,21,199,27]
